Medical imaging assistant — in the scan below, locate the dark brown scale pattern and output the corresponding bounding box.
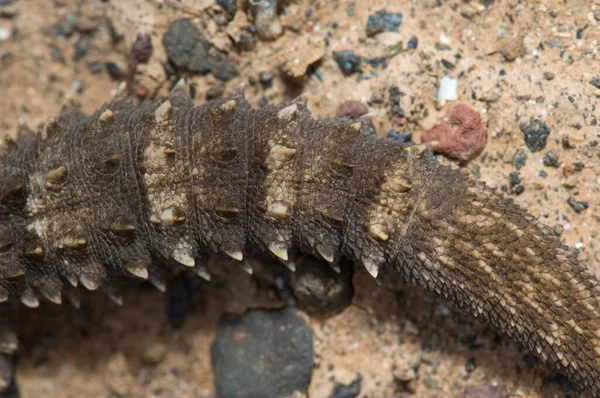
[0,87,599,396]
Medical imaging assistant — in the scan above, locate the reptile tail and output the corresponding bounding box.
[387,156,600,393]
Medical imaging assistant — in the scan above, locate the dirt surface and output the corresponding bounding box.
[1,0,599,397]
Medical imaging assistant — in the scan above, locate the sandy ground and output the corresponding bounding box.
[1,0,599,397]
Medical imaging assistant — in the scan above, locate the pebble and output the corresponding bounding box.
[407,35,418,49]
[438,76,458,100]
[512,150,527,170]
[333,50,362,75]
[250,0,283,41]
[0,27,10,42]
[387,130,413,144]
[290,257,354,316]
[329,376,361,398]
[543,71,555,81]
[50,44,65,64]
[142,342,168,365]
[422,104,486,163]
[554,224,564,236]
[366,10,403,37]
[163,19,238,80]
[519,118,550,152]
[497,35,523,61]
[211,308,313,398]
[216,0,237,21]
[543,150,560,167]
[73,34,91,60]
[567,197,589,213]
[259,71,275,86]
[105,62,125,79]
[206,83,225,99]
[589,77,600,89]
[336,100,369,119]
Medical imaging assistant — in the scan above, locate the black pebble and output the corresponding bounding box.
[259,71,275,86]
[216,0,237,21]
[105,62,124,79]
[73,34,91,60]
[407,35,418,49]
[567,197,589,213]
[387,129,413,144]
[50,44,65,64]
[366,10,403,37]
[211,308,313,398]
[333,50,362,75]
[543,71,555,81]
[519,118,551,152]
[163,19,238,81]
[512,150,527,170]
[330,376,362,398]
[543,150,560,167]
[589,77,600,89]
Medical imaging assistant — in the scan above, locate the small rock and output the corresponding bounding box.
[329,376,361,398]
[497,35,523,61]
[366,10,403,37]
[290,257,354,316]
[543,150,560,167]
[50,44,65,64]
[217,0,237,21]
[387,130,413,144]
[211,308,313,398]
[422,104,486,163]
[407,35,418,49]
[55,13,78,38]
[589,77,600,89]
[333,50,361,76]
[438,76,458,100]
[142,342,167,365]
[73,34,91,60]
[567,197,588,213]
[105,62,125,79]
[554,224,564,236]
[258,71,275,86]
[206,83,225,99]
[128,33,153,74]
[336,101,369,119]
[511,150,527,170]
[543,71,555,81]
[519,118,550,152]
[250,0,283,41]
[163,19,238,81]
[278,36,325,81]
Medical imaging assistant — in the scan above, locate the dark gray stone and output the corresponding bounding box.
[211,308,313,398]
[162,19,238,81]
[290,257,354,316]
[333,51,362,75]
[519,118,550,152]
[366,10,403,37]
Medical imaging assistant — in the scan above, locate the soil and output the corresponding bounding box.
[1,0,599,397]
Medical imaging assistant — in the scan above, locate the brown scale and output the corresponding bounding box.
[0,80,600,395]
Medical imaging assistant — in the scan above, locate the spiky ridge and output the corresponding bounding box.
[1,85,600,394]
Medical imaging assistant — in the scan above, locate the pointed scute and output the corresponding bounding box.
[362,256,379,279]
[124,262,149,279]
[41,117,59,140]
[268,241,289,261]
[316,243,335,263]
[80,272,101,291]
[222,247,243,261]
[40,282,63,304]
[154,100,172,123]
[20,289,39,308]
[99,109,114,124]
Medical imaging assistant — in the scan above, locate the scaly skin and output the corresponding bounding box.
[0,86,599,395]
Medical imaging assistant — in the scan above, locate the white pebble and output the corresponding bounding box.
[438,76,458,100]
[0,27,10,42]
